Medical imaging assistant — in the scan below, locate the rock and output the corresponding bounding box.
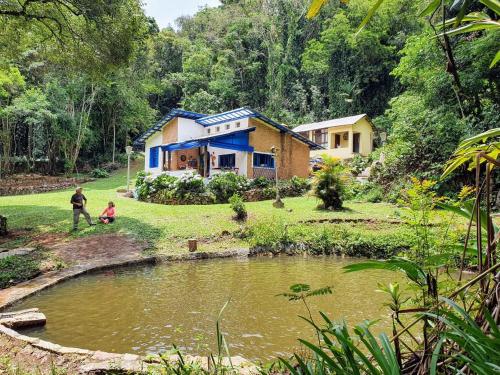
[0,247,36,259]
[0,308,46,329]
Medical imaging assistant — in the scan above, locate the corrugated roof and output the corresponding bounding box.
[134,106,323,150]
[133,109,205,147]
[293,114,368,133]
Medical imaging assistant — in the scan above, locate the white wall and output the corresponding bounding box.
[144,131,163,175]
[178,117,205,142]
[204,118,249,136]
[207,146,248,177]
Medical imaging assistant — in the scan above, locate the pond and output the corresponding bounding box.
[11,256,403,362]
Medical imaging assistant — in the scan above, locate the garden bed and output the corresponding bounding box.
[0,174,93,196]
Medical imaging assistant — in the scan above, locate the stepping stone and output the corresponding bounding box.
[0,308,46,328]
[0,247,36,259]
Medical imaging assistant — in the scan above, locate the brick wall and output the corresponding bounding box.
[247,118,310,179]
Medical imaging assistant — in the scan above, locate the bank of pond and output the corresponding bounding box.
[9,256,405,363]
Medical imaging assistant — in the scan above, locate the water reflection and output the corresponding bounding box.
[12,256,404,362]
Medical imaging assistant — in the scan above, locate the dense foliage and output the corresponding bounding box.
[134,171,311,205]
[2,0,495,185]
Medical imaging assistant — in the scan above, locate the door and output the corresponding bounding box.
[353,133,360,153]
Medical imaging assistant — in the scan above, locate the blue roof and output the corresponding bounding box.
[133,107,322,150]
[161,127,256,153]
[133,109,205,146]
[196,107,322,150]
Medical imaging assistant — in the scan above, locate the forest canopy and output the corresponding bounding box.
[0,0,498,191]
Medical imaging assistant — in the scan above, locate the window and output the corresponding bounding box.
[334,134,341,148]
[236,122,241,128]
[314,129,328,148]
[207,128,211,134]
[216,126,220,132]
[149,146,159,168]
[219,154,236,169]
[225,124,230,130]
[298,131,309,139]
[253,153,275,168]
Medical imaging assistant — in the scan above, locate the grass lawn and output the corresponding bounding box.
[0,166,413,255]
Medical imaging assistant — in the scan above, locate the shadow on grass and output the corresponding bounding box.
[0,205,163,249]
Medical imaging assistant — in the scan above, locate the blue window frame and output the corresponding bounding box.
[219,153,236,169]
[149,146,159,168]
[253,153,274,168]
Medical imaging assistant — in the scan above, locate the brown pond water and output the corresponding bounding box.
[11,256,404,362]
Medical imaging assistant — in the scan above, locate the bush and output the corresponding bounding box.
[313,156,347,210]
[89,168,110,178]
[247,219,414,258]
[279,176,311,197]
[347,181,384,203]
[349,154,370,176]
[175,171,206,198]
[250,176,273,189]
[229,194,247,221]
[208,172,249,203]
[153,173,177,191]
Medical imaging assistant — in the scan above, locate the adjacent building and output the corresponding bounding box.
[133,107,321,179]
[293,114,375,160]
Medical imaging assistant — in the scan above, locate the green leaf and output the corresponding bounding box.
[343,257,427,286]
[454,0,473,26]
[356,0,385,35]
[307,0,329,19]
[480,0,500,15]
[490,50,500,68]
[420,0,441,17]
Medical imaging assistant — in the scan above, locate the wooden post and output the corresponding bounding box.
[188,239,197,252]
[0,215,7,236]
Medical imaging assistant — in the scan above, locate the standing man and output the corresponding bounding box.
[71,187,95,231]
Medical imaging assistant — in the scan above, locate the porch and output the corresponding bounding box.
[155,128,257,178]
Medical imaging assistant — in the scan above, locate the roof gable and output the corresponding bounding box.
[293,114,370,133]
[133,107,323,150]
[133,109,205,146]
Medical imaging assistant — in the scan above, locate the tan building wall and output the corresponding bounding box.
[309,118,374,159]
[162,118,178,144]
[247,118,310,179]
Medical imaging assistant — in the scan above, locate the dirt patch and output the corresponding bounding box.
[299,218,403,225]
[0,174,93,196]
[50,234,148,266]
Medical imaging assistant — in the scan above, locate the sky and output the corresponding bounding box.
[143,0,221,29]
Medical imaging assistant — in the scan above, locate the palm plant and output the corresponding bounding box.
[313,156,348,210]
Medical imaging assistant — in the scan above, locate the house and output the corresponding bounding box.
[133,107,321,179]
[293,114,375,160]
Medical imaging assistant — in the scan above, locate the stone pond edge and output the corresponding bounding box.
[0,247,272,374]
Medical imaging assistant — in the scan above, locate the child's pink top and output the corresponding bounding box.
[105,207,116,217]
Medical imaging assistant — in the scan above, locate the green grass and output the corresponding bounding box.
[0,166,409,255]
[0,254,41,289]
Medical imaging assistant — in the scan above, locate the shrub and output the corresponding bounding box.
[247,220,414,258]
[152,173,177,191]
[208,172,249,203]
[250,176,273,189]
[89,168,110,178]
[349,154,370,176]
[175,171,206,198]
[289,176,312,195]
[348,181,384,203]
[135,171,147,188]
[229,194,247,221]
[313,156,347,210]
